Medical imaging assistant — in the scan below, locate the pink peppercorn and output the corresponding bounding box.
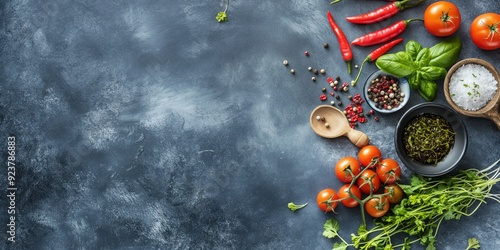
[320,94,327,101]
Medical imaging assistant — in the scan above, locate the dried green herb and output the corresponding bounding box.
[402,113,455,164]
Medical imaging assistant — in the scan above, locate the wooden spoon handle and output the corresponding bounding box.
[346,129,370,148]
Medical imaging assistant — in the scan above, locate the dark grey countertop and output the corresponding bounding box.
[1,0,499,249]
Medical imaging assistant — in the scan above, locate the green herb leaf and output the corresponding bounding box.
[415,48,431,67]
[419,66,447,81]
[408,72,421,90]
[405,40,422,60]
[418,80,438,101]
[216,11,228,22]
[402,238,411,250]
[429,36,462,69]
[467,238,480,250]
[287,202,308,212]
[323,218,341,239]
[333,242,348,250]
[376,52,416,77]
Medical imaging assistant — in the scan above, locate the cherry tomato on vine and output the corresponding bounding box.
[423,1,461,37]
[365,196,390,218]
[470,13,500,50]
[356,169,381,195]
[358,145,382,168]
[316,188,339,212]
[335,156,361,183]
[338,184,362,208]
[376,158,401,185]
[384,184,405,204]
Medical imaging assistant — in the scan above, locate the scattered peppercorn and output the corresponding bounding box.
[320,94,327,101]
[374,116,380,122]
[305,51,309,56]
[290,69,295,74]
[283,60,289,66]
[343,93,367,128]
[324,42,329,48]
[312,76,317,82]
[313,69,319,74]
[308,66,313,71]
[322,87,326,92]
[320,69,326,74]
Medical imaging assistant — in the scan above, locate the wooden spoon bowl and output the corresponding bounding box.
[310,105,370,148]
[443,58,500,130]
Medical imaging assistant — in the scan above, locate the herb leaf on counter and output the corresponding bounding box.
[216,0,229,23]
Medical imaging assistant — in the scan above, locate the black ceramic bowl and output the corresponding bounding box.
[395,103,468,177]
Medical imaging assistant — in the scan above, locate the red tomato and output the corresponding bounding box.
[335,156,361,183]
[338,184,362,208]
[356,169,381,195]
[365,196,390,218]
[423,1,461,37]
[470,13,500,50]
[384,184,405,204]
[316,188,339,212]
[357,145,382,168]
[376,158,401,185]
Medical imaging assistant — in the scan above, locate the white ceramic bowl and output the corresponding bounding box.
[363,69,410,114]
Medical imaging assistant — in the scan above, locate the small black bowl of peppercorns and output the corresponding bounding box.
[363,69,410,114]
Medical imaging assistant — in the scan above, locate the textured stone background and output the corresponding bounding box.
[1,0,499,249]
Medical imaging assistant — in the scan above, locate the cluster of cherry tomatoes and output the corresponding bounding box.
[423,1,500,50]
[316,145,404,218]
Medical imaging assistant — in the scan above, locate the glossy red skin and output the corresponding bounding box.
[470,13,500,50]
[376,158,401,184]
[338,184,362,208]
[352,19,416,47]
[316,188,339,212]
[358,145,382,167]
[356,169,381,195]
[365,196,390,218]
[335,156,361,183]
[384,184,404,204]
[423,1,461,37]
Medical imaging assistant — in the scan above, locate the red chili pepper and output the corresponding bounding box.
[351,19,421,47]
[327,11,353,74]
[351,38,403,86]
[346,0,427,24]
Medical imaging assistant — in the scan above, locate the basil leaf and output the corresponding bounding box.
[419,66,447,81]
[375,52,416,77]
[418,80,438,101]
[415,48,431,68]
[429,36,462,69]
[405,40,422,61]
[408,72,420,90]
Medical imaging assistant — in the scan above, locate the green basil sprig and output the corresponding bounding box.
[375,37,462,101]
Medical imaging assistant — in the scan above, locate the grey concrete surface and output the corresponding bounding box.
[1,0,499,249]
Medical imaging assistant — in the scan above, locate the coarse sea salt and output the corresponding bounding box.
[449,63,498,111]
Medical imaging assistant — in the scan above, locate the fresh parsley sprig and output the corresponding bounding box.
[216,0,229,23]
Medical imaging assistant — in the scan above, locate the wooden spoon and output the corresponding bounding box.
[309,105,370,148]
[444,58,500,130]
